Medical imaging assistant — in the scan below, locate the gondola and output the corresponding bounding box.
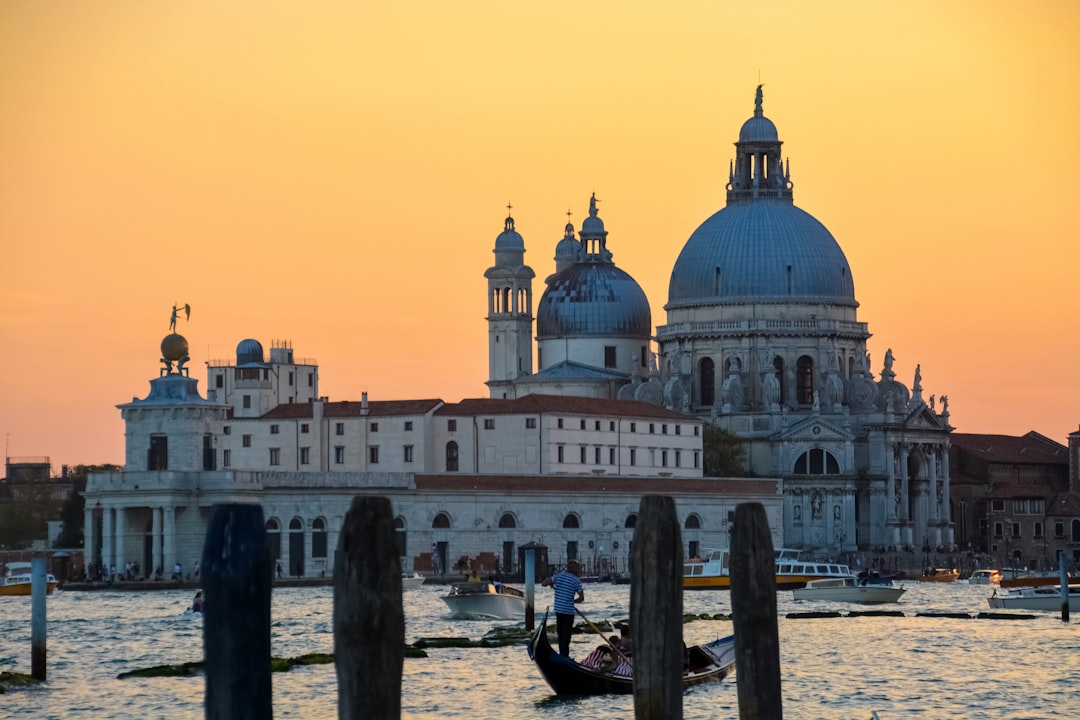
[526,612,736,696]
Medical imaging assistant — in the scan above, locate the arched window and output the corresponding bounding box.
[265,518,281,562]
[700,358,715,406]
[432,512,451,529]
[685,514,701,529]
[446,441,459,472]
[499,513,516,528]
[793,448,841,475]
[393,516,406,559]
[796,355,814,405]
[624,513,637,529]
[312,517,328,558]
[563,514,580,529]
[288,517,304,576]
[289,518,302,531]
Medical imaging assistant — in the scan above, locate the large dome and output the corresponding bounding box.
[537,263,651,338]
[667,199,856,307]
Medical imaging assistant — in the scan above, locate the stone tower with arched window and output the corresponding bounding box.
[485,211,536,398]
[656,88,954,552]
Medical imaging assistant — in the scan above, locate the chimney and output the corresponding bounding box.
[361,391,369,417]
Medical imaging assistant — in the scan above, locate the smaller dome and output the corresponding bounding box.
[739,115,779,143]
[581,214,606,235]
[495,215,524,251]
[236,338,264,365]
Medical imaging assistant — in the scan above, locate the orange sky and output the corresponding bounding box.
[2,1,1078,472]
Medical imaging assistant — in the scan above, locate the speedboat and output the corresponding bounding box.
[998,569,1071,589]
[792,575,905,604]
[968,569,1002,585]
[684,547,852,590]
[0,562,58,596]
[915,567,959,583]
[441,580,526,620]
[987,584,1080,612]
[401,572,425,590]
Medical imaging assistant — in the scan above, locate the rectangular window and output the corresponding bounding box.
[604,346,616,368]
[1011,522,1021,538]
[675,450,682,468]
[300,423,309,434]
[567,540,578,562]
[662,424,668,434]
[594,420,601,431]
[334,446,345,464]
[1033,522,1043,538]
[223,449,231,467]
[243,395,251,409]
[288,371,294,386]
[336,422,345,436]
[641,346,648,367]
[609,447,615,464]
[609,421,615,431]
[557,446,565,463]
[371,422,379,432]
[991,500,1004,512]
[269,448,280,466]
[594,447,601,464]
[630,448,636,466]
[580,446,587,463]
[223,426,231,435]
[300,447,310,465]
[675,425,681,435]
[404,421,413,431]
[448,419,457,431]
[369,446,379,464]
[630,422,636,433]
[484,419,495,430]
[580,419,586,430]
[242,435,252,448]
[694,426,700,437]
[270,424,279,435]
[1055,522,1065,538]
[308,372,314,387]
[215,374,224,389]
[404,445,414,463]
[694,451,700,469]
[993,522,1003,538]
[649,423,655,434]
[557,418,564,429]
[526,418,536,429]
[662,450,668,467]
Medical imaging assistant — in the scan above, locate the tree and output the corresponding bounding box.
[56,490,86,548]
[703,424,746,477]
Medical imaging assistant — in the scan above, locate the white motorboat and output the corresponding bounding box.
[987,584,1080,612]
[401,572,425,590]
[685,547,853,590]
[968,569,1002,585]
[441,581,526,620]
[0,562,58,597]
[792,575,905,604]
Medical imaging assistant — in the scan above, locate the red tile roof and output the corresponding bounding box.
[950,432,1067,465]
[414,474,778,495]
[261,399,443,419]
[435,394,696,421]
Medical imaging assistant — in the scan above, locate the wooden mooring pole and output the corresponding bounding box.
[202,503,273,720]
[31,557,47,680]
[730,502,783,720]
[334,496,404,720]
[1059,550,1070,623]
[630,495,683,720]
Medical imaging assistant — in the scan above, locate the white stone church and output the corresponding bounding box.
[86,88,951,580]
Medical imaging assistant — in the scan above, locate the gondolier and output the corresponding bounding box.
[542,560,584,657]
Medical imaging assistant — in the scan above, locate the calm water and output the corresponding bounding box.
[1,580,1078,719]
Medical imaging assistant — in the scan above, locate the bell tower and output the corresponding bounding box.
[484,207,535,398]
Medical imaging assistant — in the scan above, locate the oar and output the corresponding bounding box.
[575,607,632,667]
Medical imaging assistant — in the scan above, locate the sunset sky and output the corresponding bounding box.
[2,2,1078,472]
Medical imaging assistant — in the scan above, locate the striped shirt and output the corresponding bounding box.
[550,569,582,615]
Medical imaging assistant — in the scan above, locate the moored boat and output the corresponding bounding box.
[792,575,905,604]
[998,569,1071,589]
[987,584,1080,612]
[526,611,736,695]
[441,580,526,620]
[0,562,59,597]
[401,572,425,590]
[915,567,959,583]
[684,547,852,590]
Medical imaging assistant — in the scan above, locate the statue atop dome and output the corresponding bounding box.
[169,302,191,332]
[162,303,192,377]
[754,84,763,114]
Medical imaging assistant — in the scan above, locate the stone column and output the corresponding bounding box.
[152,507,162,579]
[927,445,939,523]
[303,523,312,578]
[84,506,95,577]
[886,448,897,523]
[163,506,176,579]
[844,488,857,551]
[102,506,113,576]
[941,448,954,547]
[114,507,127,578]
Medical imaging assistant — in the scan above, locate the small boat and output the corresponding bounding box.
[792,575,905,604]
[0,562,58,597]
[968,569,1002,586]
[684,547,852,590]
[915,567,959,583]
[987,584,1080,612]
[998,569,1071,589]
[527,611,736,696]
[441,580,526,620]
[401,572,425,590]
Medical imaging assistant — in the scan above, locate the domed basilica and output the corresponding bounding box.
[485,88,954,552]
